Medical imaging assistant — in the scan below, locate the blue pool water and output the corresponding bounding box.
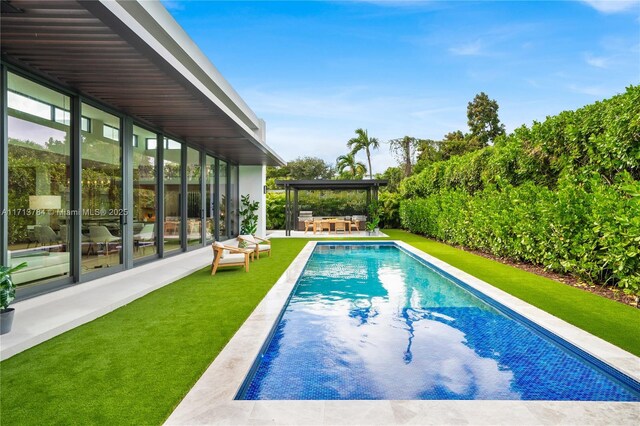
[238,243,640,401]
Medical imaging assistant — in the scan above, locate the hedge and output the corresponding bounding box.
[400,174,640,294]
[400,86,640,295]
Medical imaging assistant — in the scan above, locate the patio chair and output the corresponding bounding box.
[304,220,314,234]
[320,220,331,233]
[237,234,271,258]
[211,242,250,275]
[334,220,346,234]
[349,219,360,233]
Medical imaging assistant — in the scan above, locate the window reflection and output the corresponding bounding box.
[164,138,182,252]
[6,72,72,286]
[186,147,202,246]
[205,155,216,241]
[132,125,157,259]
[81,103,123,272]
[218,161,227,238]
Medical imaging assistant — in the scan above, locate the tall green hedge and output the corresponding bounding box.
[400,86,640,294]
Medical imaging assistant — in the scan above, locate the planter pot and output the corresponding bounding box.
[1,308,15,335]
[374,228,380,236]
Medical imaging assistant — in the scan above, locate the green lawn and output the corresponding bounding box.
[1,232,638,425]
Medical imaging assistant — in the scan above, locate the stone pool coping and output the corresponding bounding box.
[164,240,640,425]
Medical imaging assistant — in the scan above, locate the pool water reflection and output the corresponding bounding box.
[239,244,640,401]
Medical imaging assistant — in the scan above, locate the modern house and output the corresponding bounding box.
[0,0,284,299]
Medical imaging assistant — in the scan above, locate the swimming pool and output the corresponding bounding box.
[237,243,640,401]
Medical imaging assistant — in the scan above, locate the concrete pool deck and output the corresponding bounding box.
[165,240,640,425]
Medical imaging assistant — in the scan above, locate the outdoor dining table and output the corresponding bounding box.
[312,219,352,234]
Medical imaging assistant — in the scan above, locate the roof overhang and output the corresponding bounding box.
[275,179,388,191]
[0,0,284,166]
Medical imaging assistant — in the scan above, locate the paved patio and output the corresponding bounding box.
[267,230,388,238]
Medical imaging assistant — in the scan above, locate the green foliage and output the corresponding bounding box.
[376,166,403,193]
[366,200,381,231]
[269,156,335,181]
[400,86,640,294]
[467,92,506,147]
[266,192,286,230]
[239,194,259,235]
[348,128,380,179]
[0,262,27,310]
[378,191,401,228]
[388,136,419,177]
[400,174,640,294]
[336,152,366,179]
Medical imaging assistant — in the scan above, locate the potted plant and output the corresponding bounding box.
[1,262,27,335]
[366,201,381,236]
[239,194,260,238]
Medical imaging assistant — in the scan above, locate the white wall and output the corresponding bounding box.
[238,165,266,237]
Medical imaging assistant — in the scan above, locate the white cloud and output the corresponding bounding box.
[567,84,612,96]
[449,40,484,56]
[161,0,186,11]
[585,53,610,68]
[246,86,464,172]
[580,0,640,14]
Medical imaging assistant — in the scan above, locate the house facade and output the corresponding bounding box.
[0,0,283,299]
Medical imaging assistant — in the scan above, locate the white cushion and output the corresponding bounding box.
[213,242,225,258]
[219,253,246,264]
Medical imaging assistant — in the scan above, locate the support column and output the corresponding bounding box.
[0,65,7,266]
[285,184,291,236]
[157,133,165,257]
[122,116,133,269]
[71,95,82,281]
[180,144,187,251]
[293,189,298,233]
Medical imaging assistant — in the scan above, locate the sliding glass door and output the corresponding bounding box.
[80,103,123,273]
[6,72,72,288]
[163,138,182,253]
[132,125,158,260]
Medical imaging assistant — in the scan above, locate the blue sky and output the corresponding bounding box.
[163,0,640,173]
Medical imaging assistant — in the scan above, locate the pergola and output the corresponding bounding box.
[275,180,388,236]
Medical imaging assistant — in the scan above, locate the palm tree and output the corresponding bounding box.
[336,153,366,179]
[347,128,380,179]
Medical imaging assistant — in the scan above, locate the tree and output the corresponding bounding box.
[388,136,419,178]
[336,153,366,179]
[467,92,505,147]
[414,139,442,174]
[285,156,334,180]
[439,130,471,160]
[376,166,403,193]
[347,128,380,179]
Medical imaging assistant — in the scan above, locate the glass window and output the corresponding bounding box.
[205,155,216,242]
[81,103,123,272]
[7,72,72,287]
[218,161,227,239]
[102,124,119,141]
[54,107,70,125]
[81,116,91,132]
[229,164,239,237]
[186,148,202,246]
[163,138,182,252]
[132,125,157,259]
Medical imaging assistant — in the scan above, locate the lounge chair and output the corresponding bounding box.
[211,242,250,275]
[237,234,271,258]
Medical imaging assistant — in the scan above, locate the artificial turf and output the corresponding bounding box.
[1,231,638,425]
